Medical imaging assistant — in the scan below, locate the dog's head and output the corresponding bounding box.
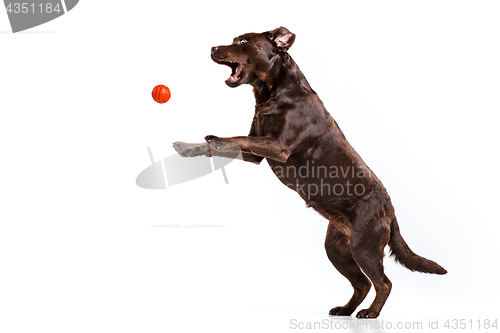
[211,27,296,88]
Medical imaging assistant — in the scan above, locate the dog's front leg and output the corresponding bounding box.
[205,135,290,163]
[173,140,263,165]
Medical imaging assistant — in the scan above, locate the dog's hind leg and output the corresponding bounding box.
[325,213,371,316]
[350,216,392,318]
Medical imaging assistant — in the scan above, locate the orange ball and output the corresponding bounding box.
[152,85,171,104]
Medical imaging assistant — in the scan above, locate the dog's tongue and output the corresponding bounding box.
[226,63,242,84]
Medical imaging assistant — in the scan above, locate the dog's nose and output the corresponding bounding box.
[211,46,218,53]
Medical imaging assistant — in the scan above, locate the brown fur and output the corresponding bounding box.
[173,27,446,318]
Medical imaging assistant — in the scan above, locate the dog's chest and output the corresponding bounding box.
[253,114,275,137]
[253,107,285,137]
[254,99,290,137]
[254,115,264,136]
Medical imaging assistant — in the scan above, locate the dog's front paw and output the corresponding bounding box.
[173,141,209,157]
[173,141,190,157]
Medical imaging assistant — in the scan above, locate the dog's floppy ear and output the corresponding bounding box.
[267,27,296,52]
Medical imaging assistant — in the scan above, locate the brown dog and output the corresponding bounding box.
[173,27,446,318]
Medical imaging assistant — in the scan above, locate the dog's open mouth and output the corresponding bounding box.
[221,60,242,84]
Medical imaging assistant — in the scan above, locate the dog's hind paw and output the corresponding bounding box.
[355,309,380,318]
[329,306,354,316]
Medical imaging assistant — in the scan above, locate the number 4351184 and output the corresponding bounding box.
[6,3,62,14]
[444,319,498,330]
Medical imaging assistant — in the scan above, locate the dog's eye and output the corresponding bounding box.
[238,39,247,45]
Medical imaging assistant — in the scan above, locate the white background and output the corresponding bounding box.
[1,1,499,332]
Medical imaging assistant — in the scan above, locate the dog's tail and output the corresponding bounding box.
[388,218,447,275]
